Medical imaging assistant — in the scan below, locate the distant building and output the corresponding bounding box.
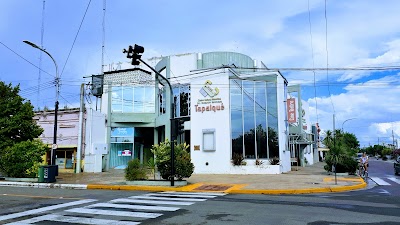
[34,108,85,173]
[287,85,318,167]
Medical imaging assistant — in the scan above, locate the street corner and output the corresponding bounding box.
[323,176,367,192]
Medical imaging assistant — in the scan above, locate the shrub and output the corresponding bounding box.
[0,140,48,178]
[268,157,280,165]
[147,157,156,180]
[382,155,388,161]
[151,140,194,181]
[125,159,147,181]
[175,151,194,180]
[324,153,357,174]
[232,153,244,166]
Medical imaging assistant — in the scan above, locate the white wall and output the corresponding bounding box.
[304,145,314,166]
[190,70,289,174]
[301,100,311,133]
[84,107,106,172]
[190,70,232,173]
[169,53,198,83]
[301,100,314,165]
[277,75,291,173]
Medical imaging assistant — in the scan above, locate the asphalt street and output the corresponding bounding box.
[0,159,399,225]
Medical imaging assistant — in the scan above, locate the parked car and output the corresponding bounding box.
[394,156,400,175]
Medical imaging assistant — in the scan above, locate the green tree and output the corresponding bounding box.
[1,140,48,178]
[322,129,359,173]
[0,82,43,150]
[0,81,44,176]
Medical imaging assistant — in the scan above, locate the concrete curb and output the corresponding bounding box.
[0,181,87,189]
[225,177,367,195]
[0,177,367,194]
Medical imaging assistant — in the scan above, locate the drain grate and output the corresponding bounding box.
[194,184,232,191]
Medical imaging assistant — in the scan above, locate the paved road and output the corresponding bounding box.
[0,187,225,225]
[366,158,400,196]
[1,159,399,225]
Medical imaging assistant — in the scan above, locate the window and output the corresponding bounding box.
[109,127,134,168]
[203,129,215,151]
[159,87,166,115]
[173,84,191,118]
[230,80,243,156]
[111,86,155,113]
[230,79,279,159]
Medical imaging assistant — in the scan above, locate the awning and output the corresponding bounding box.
[318,148,330,152]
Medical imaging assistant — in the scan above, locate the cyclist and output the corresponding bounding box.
[360,152,369,174]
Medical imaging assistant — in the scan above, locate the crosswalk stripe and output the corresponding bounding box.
[66,207,162,218]
[129,196,207,202]
[161,191,226,196]
[88,202,180,211]
[110,198,194,206]
[387,177,400,184]
[371,177,391,185]
[0,199,97,222]
[5,214,139,225]
[144,193,217,198]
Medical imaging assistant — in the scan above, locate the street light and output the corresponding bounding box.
[23,40,59,166]
[342,118,356,132]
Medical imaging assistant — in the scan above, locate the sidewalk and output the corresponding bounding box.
[0,162,366,194]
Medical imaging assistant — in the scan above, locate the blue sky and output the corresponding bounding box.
[1,0,400,148]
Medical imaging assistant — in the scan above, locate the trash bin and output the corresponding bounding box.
[38,166,44,183]
[42,165,57,183]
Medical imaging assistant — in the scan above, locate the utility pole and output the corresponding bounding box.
[76,83,85,173]
[333,114,337,185]
[392,130,395,150]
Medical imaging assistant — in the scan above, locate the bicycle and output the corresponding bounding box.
[358,163,368,182]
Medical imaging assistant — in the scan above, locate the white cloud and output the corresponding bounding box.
[308,73,400,146]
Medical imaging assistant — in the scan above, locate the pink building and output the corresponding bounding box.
[34,108,85,173]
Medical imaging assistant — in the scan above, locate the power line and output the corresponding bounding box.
[60,0,92,77]
[0,41,53,78]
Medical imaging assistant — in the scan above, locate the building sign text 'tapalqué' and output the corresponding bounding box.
[195,80,224,113]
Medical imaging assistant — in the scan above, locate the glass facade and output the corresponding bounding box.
[109,127,134,168]
[173,84,191,118]
[111,86,155,113]
[230,78,279,159]
[158,87,166,115]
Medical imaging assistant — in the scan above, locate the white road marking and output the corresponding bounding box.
[162,191,226,196]
[5,214,139,225]
[387,177,400,184]
[66,207,162,218]
[129,196,207,202]
[370,177,391,186]
[378,189,390,194]
[144,193,217,198]
[88,202,180,211]
[0,199,97,221]
[110,198,194,206]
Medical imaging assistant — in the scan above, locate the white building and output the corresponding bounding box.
[87,51,314,174]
